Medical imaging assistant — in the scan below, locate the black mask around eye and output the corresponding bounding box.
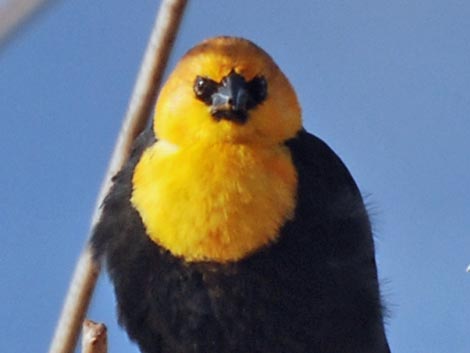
[193,71,268,124]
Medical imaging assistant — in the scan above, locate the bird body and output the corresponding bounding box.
[92,37,390,353]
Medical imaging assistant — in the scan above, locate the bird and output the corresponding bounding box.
[91,36,391,353]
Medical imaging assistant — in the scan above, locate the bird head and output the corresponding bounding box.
[154,36,302,147]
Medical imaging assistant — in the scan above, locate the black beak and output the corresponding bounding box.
[211,72,249,124]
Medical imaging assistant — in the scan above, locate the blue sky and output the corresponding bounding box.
[1,1,469,352]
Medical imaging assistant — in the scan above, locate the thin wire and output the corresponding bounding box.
[48,1,188,352]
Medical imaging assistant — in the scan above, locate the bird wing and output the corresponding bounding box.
[285,129,392,353]
[90,127,164,353]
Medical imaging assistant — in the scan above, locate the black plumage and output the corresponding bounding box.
[91,128,390,353]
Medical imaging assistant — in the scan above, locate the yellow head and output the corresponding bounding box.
[154,36,302,146]
[132,37,301,262]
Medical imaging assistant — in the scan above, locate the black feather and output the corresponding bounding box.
[91,128,390,353]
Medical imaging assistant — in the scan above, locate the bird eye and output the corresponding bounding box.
[246,76,268,109]
[194,76,218,105]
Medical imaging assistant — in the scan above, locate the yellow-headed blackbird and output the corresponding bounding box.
[91,36,390,353]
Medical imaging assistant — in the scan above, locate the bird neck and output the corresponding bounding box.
[131,140,298,263]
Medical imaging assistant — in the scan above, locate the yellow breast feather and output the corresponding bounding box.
[131,139,297,262]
